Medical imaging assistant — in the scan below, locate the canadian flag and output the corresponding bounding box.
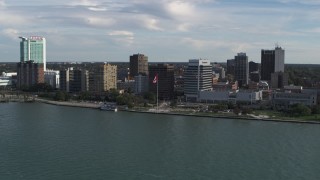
[153,74,158,84]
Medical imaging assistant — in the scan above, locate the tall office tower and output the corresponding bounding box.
[81,70,89,92]
[129,53,148,78]
[227,59,235,76]
[59,69,70,92]
[184,59,212,102]
[149,64,175,100]
[234,53,249,87]
[249,61,259,73]
[261,46,285,81]
[17,60,44,89]
[69,69,82,93]
[19,36,47,71]
[89,63,117,92]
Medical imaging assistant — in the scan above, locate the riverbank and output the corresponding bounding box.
[33,98,320,125]
[35,98,101,109]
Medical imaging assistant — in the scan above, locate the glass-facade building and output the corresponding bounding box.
[19,36,47,71]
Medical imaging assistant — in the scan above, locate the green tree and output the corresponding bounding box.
[288,104,311,117]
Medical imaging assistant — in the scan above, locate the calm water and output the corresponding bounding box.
[1,103,320,179]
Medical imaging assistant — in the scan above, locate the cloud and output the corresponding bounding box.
[88,6,107,11]
[165,1,195,18]
[2,28,19,40]
[144,18,163,31]
[108,30,134,45]
[70,0,98,6]
[0,0,5,7]
[279,0,320,5]
[85,17,115,27]
[109,31,134,36]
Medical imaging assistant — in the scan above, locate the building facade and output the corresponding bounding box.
[234,53,249,87]
[261,46,285,81]
[270,72,288,89]
[227,59,235,76]
[249,61,259,73]
[149,64,175,100]
[184,59,212,101]
[17,61,44,89]
[44,70,60,89]
[129,54,148,78]
[89,63,117,92]
[134,75,149,94]
[19,36,47,71]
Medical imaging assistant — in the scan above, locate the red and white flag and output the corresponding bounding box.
[153,74,158,84]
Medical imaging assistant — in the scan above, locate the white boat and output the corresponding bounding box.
[100,103,118,112]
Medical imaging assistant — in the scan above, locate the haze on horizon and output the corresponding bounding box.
[0,0,319,63]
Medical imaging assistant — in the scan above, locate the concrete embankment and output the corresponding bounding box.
[125,109,320,125]
[35,98,101,109]
[34,98,320,125]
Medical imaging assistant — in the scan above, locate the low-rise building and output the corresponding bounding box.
[198,90,263,104]
[0,72,17,88]
[272,90,317,108]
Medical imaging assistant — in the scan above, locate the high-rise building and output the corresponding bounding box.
[129,54,148,78]
[17,60,44,89]
[227,59,235,76]
[261,46,285,81]
[89,63,117,92]
[184,59,212,102]
[60,68,89,92]
[234,53,249,87]
[149,64,175,100]
[249,61,259,73]
[59,68,70,92]
[19,36,47,71]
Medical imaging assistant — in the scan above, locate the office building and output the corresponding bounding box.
[149,64,175,100]
[17,60,44,89]
[261,46,285,81]
[129,54,148,78]
[89,63,117,92]
[227,59,235,76]
[249,61,259,73]
[19,36,47,71]
[134,75,149,94]
[44,70,60,89]
[234,53,249,87]
[184,59,212,101]
[270,72,288,89]
[0,72,17,88]
[60,68,70,92]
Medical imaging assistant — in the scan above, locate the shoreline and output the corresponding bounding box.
[32,98,320,125]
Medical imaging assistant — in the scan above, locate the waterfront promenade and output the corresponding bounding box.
[33,98,320,124]
[35,98,101,109]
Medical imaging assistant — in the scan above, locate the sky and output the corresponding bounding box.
[0,0,320,63]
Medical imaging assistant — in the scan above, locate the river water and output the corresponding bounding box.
[1,103,320,179]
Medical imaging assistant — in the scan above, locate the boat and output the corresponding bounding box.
[100,102,118,112]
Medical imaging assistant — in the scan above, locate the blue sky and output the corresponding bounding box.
[1,0,319,63]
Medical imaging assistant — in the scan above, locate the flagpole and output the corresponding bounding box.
[157,75,159,113]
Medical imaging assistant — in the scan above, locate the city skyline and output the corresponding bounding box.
[1,0,320,63]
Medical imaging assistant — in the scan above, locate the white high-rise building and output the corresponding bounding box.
[184,59,212,102]
[19,36,47,71]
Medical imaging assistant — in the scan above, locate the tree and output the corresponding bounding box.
[288,104,311,117]
[143,92,156,104]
